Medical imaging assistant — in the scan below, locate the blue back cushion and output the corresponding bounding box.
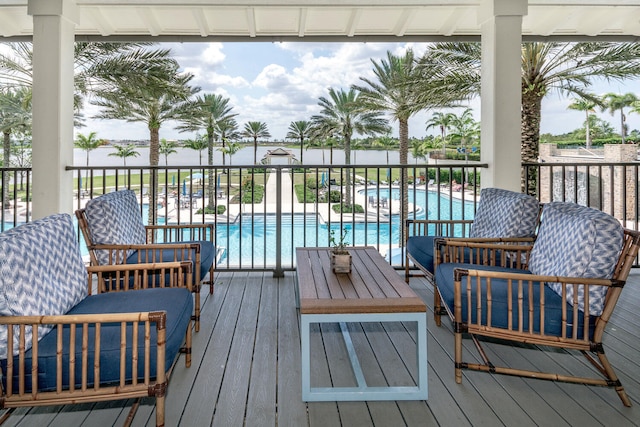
[0,214,88,359]
[84,190,147,265]
[470,188,539,238]
[529,202,623,316]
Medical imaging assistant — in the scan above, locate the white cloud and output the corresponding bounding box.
[200,43,226,65]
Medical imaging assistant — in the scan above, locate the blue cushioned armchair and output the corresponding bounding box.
[0,214,194,426]
[76,190,216,332]
[433,202,640,406]
[405,188,541,283]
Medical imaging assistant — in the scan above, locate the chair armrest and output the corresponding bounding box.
[87,261,193,294]
[405,219,474,239]
[0,311,167,398]
[144,224,214,243]
[435,238,534,270]
[89,242,202,265]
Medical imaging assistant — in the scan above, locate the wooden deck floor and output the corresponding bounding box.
[3,270,640,426]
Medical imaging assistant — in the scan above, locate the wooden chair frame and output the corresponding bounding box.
[76,208,215,332]
[0,261,193,427]
[433,229,640,407]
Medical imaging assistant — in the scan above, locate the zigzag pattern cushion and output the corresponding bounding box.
[529,202,624,316]
[84,190,147,265]
[470,188,539,238]
[0,214,88,359]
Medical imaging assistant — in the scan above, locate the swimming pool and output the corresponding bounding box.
[1,192,475,268]
[215,189,477,268]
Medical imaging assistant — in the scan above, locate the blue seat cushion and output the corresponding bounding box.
[1,287,193,392]
[407,236,485,274]
[470,188,539,238]
[407,236,437,274]
[435,263,595,339]
[126,240,215,283]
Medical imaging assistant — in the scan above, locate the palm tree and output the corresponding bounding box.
[159,138,179,165]
[176,93,236,209]
[602,92,638,144]
[108,143,140,166]
[410,139,426,165]
[286,120,312,164]
[448,108,480,182]
[242,121,271,164]
[373,134,397,164]
[108,143,140,189]
[183,135,208,165]
[311,87,389,207]
[425,111,455,158]
[425,41,640,192]
[568,97,601,149]
[74,131,104,190]
[219,141,241,165]
[0,87,31,206]
[448,108,480,159]
[92,58,199,224]
[216,118,240,165]
[0,42,174,126]
[355,50,421,233]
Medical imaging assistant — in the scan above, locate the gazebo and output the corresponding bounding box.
[262,148,298,165]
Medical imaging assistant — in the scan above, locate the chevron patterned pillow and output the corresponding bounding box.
[0,214,88,359]
[529,202,623,316]
[84,190,147,265]
[470,188,539,238]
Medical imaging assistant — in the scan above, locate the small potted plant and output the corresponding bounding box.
[329,228,351,273]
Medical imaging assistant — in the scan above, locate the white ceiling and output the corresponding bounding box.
[1,1,640,40]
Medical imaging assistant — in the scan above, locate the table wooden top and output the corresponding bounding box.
[296,246,427,315]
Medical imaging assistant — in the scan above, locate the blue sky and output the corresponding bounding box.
[82,42,640,142]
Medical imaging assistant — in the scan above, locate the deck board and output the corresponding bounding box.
[3,270,640,426]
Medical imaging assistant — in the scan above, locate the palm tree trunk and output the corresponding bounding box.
[521,89,542,196]
[620,110,626,144]
[344,137,352,207]
[398,118,409,248]
[585,110,591,149]
[148,127,160,229]
[300,138,304,164]
[3,131,11,208]
[253,137,258,164]
[207,132,215,210]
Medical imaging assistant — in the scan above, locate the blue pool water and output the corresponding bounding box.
[216,189,477,267]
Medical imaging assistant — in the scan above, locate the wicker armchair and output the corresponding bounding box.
[405,187,541,283]
[433,202,640,406]
[0,214,194,426]
[75,190,216,332]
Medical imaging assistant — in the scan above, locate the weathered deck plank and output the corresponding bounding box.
[2,270,640,426]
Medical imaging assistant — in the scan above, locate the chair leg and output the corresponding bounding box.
[454,330,463,384]
[595,351,631,407]
[434,286,442,327]
[209,266,215,294]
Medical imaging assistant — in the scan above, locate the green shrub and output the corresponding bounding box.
[294,184,317,202]
[332,203,364,214]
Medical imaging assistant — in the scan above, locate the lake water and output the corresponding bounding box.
[74,145,421,166]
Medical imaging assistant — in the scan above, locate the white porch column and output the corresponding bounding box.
[28,0,78,219]
[478,0,527,192]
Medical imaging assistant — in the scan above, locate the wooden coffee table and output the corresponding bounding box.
[296,246,428,401]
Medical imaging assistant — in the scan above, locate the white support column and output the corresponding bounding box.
[478,0,527,191]
[28,0,78,219]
